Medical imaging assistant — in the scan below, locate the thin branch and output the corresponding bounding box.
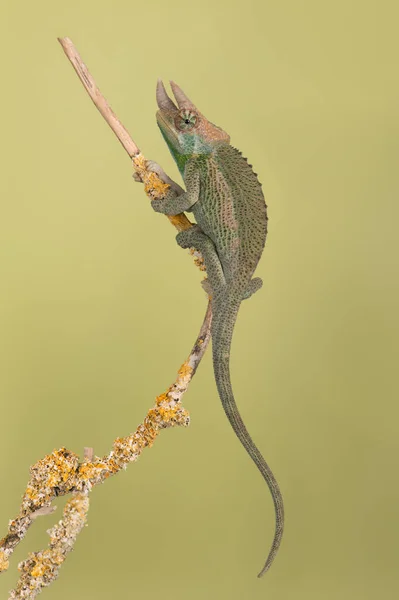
[58,37,139,158]
[58,37,196,238]
[0,38,213,596]
[0,300,211,586]
[9,493,89,600]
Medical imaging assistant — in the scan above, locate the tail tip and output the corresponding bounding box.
[257,557,272,578]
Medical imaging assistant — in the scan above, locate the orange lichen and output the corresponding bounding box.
[178,362,194,380]
[78,461,114,481]
[132,154,170,198]
[2,380,192,584]
[30,559,48,579]
[144,173,170,197]
[168,214,192,232]
[131,153,146,172]
[155,392,168,404]
[2,263,204,591]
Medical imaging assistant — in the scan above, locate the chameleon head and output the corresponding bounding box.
[156,80,230,160]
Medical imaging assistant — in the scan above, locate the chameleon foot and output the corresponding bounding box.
[201,278,212,296]
[242,277,263,300]
[175,224,203,249]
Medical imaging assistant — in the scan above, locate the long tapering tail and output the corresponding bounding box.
[211,292,284,577]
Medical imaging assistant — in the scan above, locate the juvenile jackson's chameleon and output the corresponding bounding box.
[145,80,284,577]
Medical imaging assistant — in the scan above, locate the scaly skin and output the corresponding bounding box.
[148,80,284,577]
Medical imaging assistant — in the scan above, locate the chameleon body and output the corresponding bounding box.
[148,80,284,577]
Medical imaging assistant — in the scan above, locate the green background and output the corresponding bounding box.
[1,1,398,598]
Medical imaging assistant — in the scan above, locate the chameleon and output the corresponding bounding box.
[144,80,284,577]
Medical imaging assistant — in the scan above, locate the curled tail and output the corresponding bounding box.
[211,292,284,577]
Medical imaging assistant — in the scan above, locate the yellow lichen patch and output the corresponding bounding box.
[177,362,194,380]
[144,172,170,196]
[32,448,79,487]
[30,560,48,579]
[103,457,120,474]
[141,419,159,446]
[155,392,168,405]
[0,549,9,572]
[52,449,80,482]
[157,406,173,422]
[132,153,146,172]
[24,486,37,500]
[189,248,206,271]
[132,154,170,199]
[198,261,207,272]
[78,461,112,482]
[168,214,192,231]
[145,408,160,425]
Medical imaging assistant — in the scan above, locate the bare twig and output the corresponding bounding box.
[31,507,57,521]
[0,38,213,596]
[58,36,197,238]
[83,447,94,462]
[58,37,139,158]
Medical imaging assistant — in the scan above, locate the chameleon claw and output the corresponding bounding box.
[146,160,167,181]
[132,171,143,182]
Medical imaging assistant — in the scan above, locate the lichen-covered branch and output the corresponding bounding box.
[8,493,89,599]
[58,37,139,159]
[0,38,213,597]
[1,300,211,594]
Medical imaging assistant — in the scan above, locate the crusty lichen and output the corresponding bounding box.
[0,352,196,589]
[9,493,89,599]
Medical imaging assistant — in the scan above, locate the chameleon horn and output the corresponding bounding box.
[169,81,196,109]
[156,79,178,111]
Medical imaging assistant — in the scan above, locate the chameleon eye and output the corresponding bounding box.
[175,109,198,131]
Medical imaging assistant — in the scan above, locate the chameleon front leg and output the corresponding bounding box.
[147,160,200,216]
[144,160,185,195]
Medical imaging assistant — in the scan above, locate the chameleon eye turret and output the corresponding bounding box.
[175,109,199,131]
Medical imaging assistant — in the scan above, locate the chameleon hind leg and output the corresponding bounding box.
[176,225,226,294]
[177,226,263,301]
[242,277,263,300]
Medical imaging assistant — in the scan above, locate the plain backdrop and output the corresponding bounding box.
[1,1,398,598]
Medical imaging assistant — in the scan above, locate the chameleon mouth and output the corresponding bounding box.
[156,110,178,144]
